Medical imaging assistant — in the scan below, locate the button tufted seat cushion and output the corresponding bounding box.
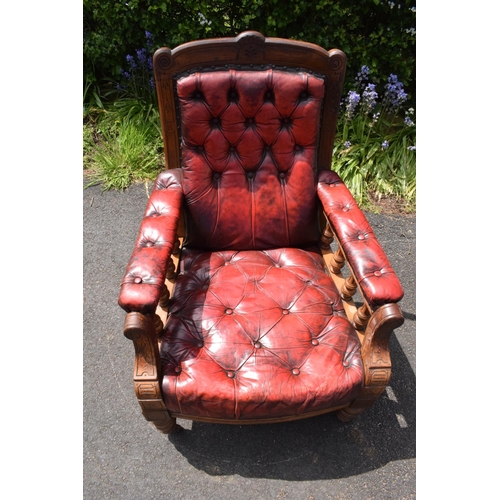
[160,247,364,420]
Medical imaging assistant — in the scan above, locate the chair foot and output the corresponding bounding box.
[151,418,181,434]
[336,407,363,422]
[145,412,180,434]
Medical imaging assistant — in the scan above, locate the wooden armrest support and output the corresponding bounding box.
[123,312,178,433]
[118,169,184,315]
[336,303,404,421]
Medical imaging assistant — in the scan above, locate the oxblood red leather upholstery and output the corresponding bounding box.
[160,247,364,420]
[119,170,184,314]
[317,170,404,307]
[118,59,403,424]
[178,69,323,250]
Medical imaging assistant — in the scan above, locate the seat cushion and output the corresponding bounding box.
[160,247,364,420]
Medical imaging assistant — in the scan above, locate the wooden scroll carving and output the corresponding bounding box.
[123,312,178,434]
[336,303,404,421]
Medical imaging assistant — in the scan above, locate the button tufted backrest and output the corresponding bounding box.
[176,68,325,250]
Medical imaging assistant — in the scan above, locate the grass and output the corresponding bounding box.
[83,99,164,190]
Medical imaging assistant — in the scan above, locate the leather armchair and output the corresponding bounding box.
[118,32,404,433]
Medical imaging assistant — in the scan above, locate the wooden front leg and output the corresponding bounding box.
[123,312,178,434]
[336,303,404,421]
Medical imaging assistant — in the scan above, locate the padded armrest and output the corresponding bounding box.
[317,170,404,307]
[118,169,184,314]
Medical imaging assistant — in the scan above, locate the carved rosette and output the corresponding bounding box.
[155,49,174,71]
[236,31,265,62]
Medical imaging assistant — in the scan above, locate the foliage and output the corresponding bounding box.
[83,102,164,190]
[83,2,416,207]
[332,66,416,211]
[83,0,416,105]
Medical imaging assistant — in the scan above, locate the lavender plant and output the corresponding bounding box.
[333,66,416,211]
[116,31,156,103]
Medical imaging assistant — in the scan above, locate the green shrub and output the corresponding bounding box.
[84,0,416,104]
[332,66,416,211]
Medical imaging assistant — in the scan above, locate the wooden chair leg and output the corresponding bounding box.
[336,303,404,421]
[123,312,179,434]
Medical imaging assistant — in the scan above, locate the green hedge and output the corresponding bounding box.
[83,0,415,103]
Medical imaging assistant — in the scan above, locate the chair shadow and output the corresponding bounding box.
[167,332,415,480]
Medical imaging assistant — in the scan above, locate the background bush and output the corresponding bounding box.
[83,0,416,104]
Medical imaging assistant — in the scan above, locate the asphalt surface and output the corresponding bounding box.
[83,178,416,499]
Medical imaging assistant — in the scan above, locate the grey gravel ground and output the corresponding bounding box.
[83,179,416,500]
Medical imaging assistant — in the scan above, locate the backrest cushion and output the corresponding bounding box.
[176,68,325,250]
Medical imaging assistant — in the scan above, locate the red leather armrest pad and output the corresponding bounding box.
[317,170,404,306]
[118,169,184,314]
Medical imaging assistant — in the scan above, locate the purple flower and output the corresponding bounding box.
[136,48,148,66]
[344,141,351,149]
[404,116,415,127]
[346,90,360,119]
[355,65,370,86]
[407,146,416,151]
[125,54,136,70]
[383,74,408,112]
[362,83,378,112]
[381,140,389,150]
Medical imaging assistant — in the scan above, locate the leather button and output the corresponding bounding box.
[374,270,382,277]
[311,339,319,346]
[229,146,236,152]
[214,173,221,180]
[134,277,142,284]
[227,371,235,378]
[145,241,154,247]
[294,145,300,151]
[254,341,262,349]
[247,172,255,179]
[292,368,300,376]
[197,341,204,348]
[358,234,365,240]
[174,366,182,374]
[225,308,233,315]
[282,309,289,315]
[279,172,286,179]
